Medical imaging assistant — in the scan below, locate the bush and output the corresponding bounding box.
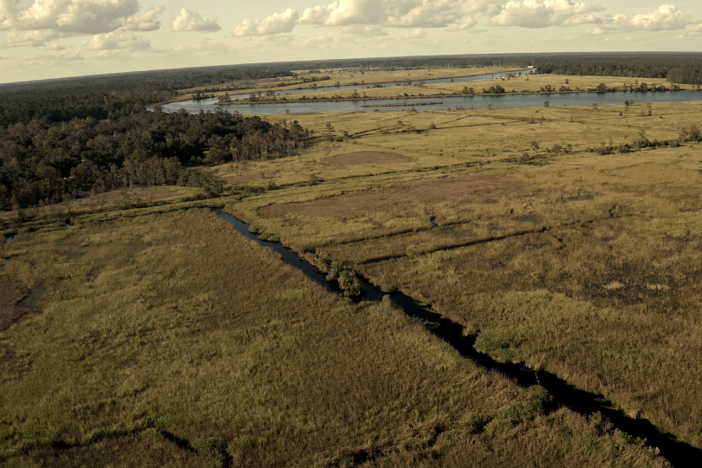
[679,124,702,142]
[338,270,364,297]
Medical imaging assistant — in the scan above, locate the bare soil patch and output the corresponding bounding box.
[0,282,44,332]
[260,173,516,220]
[324,151,413,166]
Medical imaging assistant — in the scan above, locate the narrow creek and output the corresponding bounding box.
[217,209,701,467]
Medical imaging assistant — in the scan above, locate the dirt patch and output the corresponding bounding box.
[260,173,517,220]
[323,152,413,166]
[0,282,45,331]
[0,345,16,364]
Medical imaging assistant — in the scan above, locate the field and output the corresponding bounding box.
[216,99,702,460]
[1,208,667,466]
[2,81,702,466]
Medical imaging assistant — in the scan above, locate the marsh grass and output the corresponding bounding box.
[216,101,702,454]
[0,209,662,466]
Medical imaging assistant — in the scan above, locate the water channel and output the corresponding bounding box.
[217,209,701,467]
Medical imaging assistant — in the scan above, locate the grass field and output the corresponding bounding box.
[217,99,702,457]
[220,74,685,105]
[1,208,666,466]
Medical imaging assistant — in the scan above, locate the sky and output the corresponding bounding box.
[1,0,702,83]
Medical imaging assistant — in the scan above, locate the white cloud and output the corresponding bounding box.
[299,0,470,28]
[597,5,697,32]
[234,8,299,36]
[120,5,164,31]
[300,0,383,26]
[171,8,220,32]
[630,4,694,31]
[2,0,141,34]
[387,0,470,28]
[491,0,604,28]
[3,29,59,47]
[404,28,427,39]
[1,0,162,49]
[448,16,478,30]
[84,30,149,50]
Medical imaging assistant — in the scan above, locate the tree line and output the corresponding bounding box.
[0,108,309,210]
[533,53,702,85]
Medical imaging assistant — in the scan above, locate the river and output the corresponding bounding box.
[163,89,702,115]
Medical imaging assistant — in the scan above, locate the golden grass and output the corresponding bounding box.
[226,74,684,104]
[0,186,201,221]
[217,100,702,452]
[1,209,662,465]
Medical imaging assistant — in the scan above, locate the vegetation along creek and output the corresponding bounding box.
[217,210,702,468]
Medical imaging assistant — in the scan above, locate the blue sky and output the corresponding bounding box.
[1,0,701,83]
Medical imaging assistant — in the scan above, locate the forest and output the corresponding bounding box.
[534,53,702,85]
[0,110,308,210]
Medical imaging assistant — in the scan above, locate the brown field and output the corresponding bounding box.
[323,151,414,166]
[0,186,201,220]
[1,208,665,466]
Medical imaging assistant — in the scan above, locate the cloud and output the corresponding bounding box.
[84,30,150,50]
[491,0,604,28]
[448,16,478,30]
[1,0,163,49]
[234,8,299,36]
[299,0,470,28]
[596,5,697,33]
[45,42,65,50]
[2,0,141,34]
[171,8,220,32]
[120,5,164,31]
[404,28,427,39]
[629,4,694,31]
[3,29,59,47]
[300,0,383,26]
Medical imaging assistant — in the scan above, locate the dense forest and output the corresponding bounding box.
[0,109,308,209]
[534,53,702,85]
[0,65,311,210]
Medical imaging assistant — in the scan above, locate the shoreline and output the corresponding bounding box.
[212,88,694,107]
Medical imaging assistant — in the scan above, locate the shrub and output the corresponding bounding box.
[338,270,364,297]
